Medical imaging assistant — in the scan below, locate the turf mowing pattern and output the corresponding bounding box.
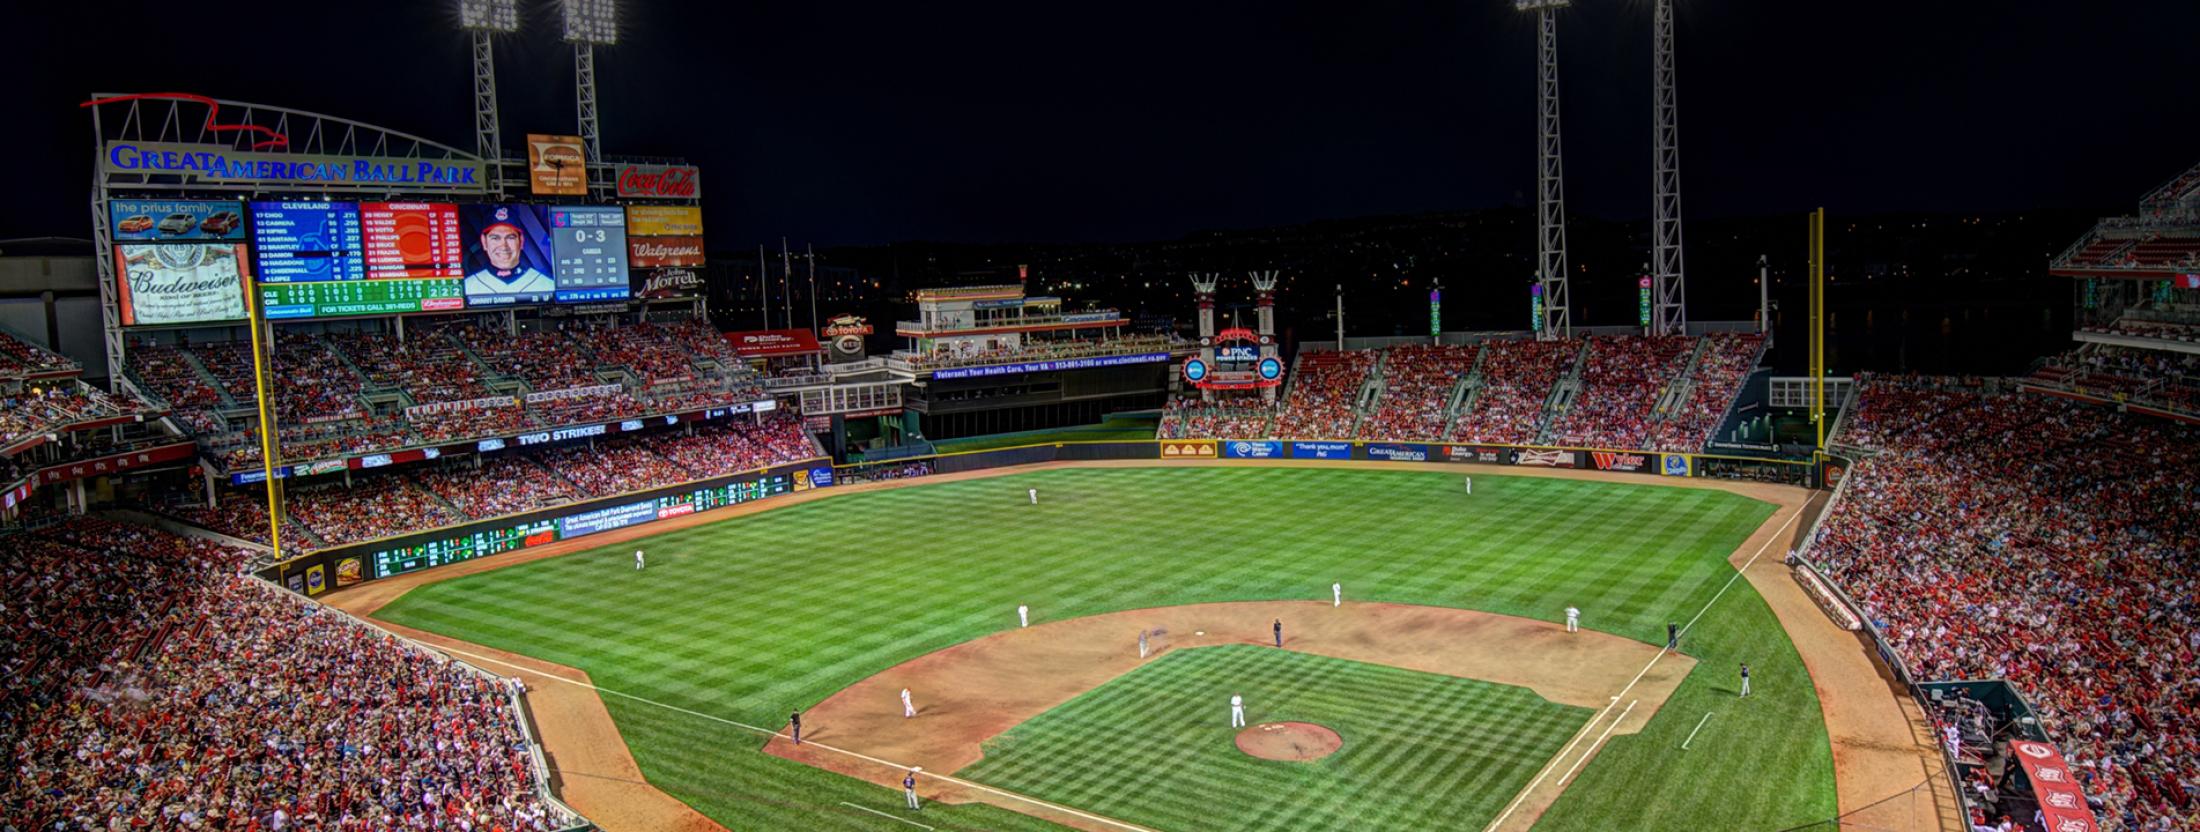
[962,644,1591,831]
[376,466,1836,830]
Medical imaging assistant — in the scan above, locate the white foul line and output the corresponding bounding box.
[1558,699,1637,787]
[1680,712,1715,750]
[839,801,936,830]
[406,640,1160,832]
[1480,502,1803,832]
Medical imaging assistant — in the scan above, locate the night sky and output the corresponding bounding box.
[6,0,2196,247]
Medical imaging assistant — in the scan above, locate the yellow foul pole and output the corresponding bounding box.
[1811,208,1826,452]
[243,273,285,565]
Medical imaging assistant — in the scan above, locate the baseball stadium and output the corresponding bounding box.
[4,3,2195,832]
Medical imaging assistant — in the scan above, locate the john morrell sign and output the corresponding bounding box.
[102,142,488,193]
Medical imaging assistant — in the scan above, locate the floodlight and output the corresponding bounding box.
[458,0,519,32]
[1514,0,1571,10]
[563,0,619,45]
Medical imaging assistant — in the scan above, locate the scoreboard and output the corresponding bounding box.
[550,205,630,302]
[250,200,465,318]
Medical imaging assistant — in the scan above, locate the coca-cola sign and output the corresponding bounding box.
[629,236,706,267]
[616,163,702,199]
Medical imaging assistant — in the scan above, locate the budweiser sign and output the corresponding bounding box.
[629,236,706,267]
[616,163,702,199]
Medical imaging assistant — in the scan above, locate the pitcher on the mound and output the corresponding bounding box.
[1230,694,1246,728]
[901,687,916,718]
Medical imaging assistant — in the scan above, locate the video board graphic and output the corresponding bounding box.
[114,243,249,326]
[358,202,465,279]
[249,201,365,282]
[459,204,557,306]
[110,199,247,242]
[550,205,629,302]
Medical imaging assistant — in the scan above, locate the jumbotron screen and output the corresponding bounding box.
[249,200,464,318]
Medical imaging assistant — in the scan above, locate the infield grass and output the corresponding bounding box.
[963,645,1592,831]
[377,466,1835,830]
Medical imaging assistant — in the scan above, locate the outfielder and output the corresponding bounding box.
[634,549,645,570]
[1739,662,1752,697]
[1565,605,1580,633]
[904,769,921,810]
[1464,476,1473,494]
[1230,694,1246,728]
[1018,604,1029,628]
[1028,487,1039,505]
[901,687,916,718]
[1332,582,1342,607]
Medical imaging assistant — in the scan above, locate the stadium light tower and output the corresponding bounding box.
[1517,0,1572,340]
[563,0,619,165]
[458,1,518,172]
[1650,0,1688,336]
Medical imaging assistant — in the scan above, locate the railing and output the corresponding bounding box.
[888,336,1181,373]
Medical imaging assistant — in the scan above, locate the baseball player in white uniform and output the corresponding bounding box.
[1230,694,1246,728]
[1565,605,1580,633]
[634,549,645,570]
[1028,487,1039,505]
[1464,476,1473,495]
[1333,582,1342,607]
[1138,629,1149,658]
[1018,604,1029,628]
[901,687,916,718]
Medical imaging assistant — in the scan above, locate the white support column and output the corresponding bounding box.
[1527,2,1574,340]
[1650,0,1688,336]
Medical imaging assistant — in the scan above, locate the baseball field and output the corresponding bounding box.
[366,465,1840,831]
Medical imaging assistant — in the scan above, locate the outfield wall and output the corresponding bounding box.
[265,440,1815,595]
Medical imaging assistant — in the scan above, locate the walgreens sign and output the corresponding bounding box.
[615,163,702,199]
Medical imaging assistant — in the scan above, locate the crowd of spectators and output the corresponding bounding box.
[284,477,465,547]
[270,332,366,423]
[1358,344,1477,442]
[0,517,569,830]
[328,331,489,405]
[0,330,77,379]
[166,494,324,552]
[1271,350,1377,439]
[411,456,581,521]
[894,334,1177,371]
[1546,336,1692,449]
[0,382,157,450]
[641,414,821,478]
[1647,332,1766,453]
[441,319,602,393]
[1451,338,1579,445]
[1806,375,2200,831]
[1157,395,1276,439]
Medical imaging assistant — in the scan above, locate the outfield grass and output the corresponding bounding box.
[963,645,1592,831]
[376,466,1834,830]
[927,412,1161,454]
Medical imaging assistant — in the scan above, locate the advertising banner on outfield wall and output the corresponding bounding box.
[1514,448,1580,468]
[1365,443,1431,462]
[1443,445,1510,465]
[1223,440,1283,459]
[1160,440,1217,459]
[1587,451,1653,473]
[1290,441,1352,460]
[1661,454,1692,477]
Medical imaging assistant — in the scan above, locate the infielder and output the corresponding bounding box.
[901,687,916,718]
[1332,582,1342,607]
[634,549,645,570]
[1028,487,1039,505]
[1272,618,1284,648]
[904,769,921,810]
[1230,694,1246,728]
[1018,604,1029,628]
[1138,629,1150,659]
[1738,662,1752,697]
[1565,605,1580,633]
[789,710,802,746]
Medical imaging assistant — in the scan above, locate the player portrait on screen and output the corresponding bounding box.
[462,204,556,304]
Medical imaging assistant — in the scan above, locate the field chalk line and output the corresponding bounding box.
[1559,699,1638,787]
[839,801,936,830]
[406,639,1160,832]
[1481,501,1803,832]
[1680,712,1716,750]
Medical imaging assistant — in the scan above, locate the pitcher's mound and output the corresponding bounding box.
[1234,722,1342,761]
